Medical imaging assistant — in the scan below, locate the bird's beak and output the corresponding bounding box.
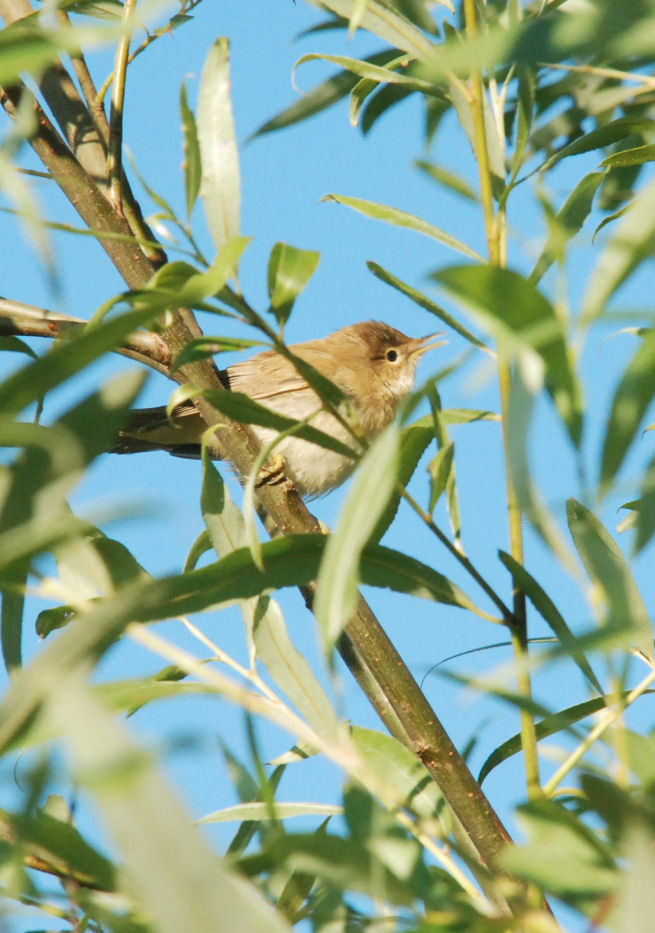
[410,331,447,358]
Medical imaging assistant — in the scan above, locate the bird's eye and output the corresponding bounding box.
[385,349,398,362]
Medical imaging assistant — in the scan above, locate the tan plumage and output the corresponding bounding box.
[112,321,443,497]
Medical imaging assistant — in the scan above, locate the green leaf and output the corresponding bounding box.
[2,804,117,890]
[267,242,321,328]
[44,678,292,933]
[296,52,444,99]
[600,329,655,494]
[584,176,655,321]
[566,498,652,659]
[601,143,655,169]
[0,335,38,358]
[172,335,263,371]
[252,49,401,136]
[501,800,617,900]
[253,595,340,739]
[323,195,484,262]
[305,0,434,57]
[180,80,201,221]
[181,237,252,304]
[414,159,477,201]
[1,568,25,671]
[427,441,454,513]
[477,694,632,785]
[199,801,341,823]
[633,453,655,555]
[367,261,489,350]
[530,171,605,285]
[498,551,602,694]
[197,37,241,253]
[370,419,434,543]
[314,425,400,647]
[120,534,483,625]
[435,264,583,447]
[351,727,444,820]
[543,117,655,172]
[197,388,358,461]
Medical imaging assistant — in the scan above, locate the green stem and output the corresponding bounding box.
[108,0,136,213]
[400,487,513,624]
[463,0,541,800]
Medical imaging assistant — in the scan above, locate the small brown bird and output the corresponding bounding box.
[112,320,444,497]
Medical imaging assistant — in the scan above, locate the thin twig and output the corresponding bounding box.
[108,0,137,213]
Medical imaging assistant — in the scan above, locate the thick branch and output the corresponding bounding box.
[0,297,171,375]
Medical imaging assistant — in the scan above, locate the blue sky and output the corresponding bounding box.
[2,1,654,929]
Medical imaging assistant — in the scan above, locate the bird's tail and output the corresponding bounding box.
[110,402,210,459]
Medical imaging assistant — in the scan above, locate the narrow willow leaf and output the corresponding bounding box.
[634,453,655,555]
[267,242,321,327]
[306,0,434,57]
[428,441,454,513]
[1,804,117,890]
[566,498,652,659]
[181,237,252,303]
[584,176,655,321]
[435,264,583,447]
[131,535,483,625]
[172,335,263,371]
[197,38,241,252]
[45,679,292,933]
[180,80,201,221]
[498,551,602,694]
[367,260,489,350]
[314,425,400,647]
[543,117,655,172]
[197,388,358,461]
[296,52,444,99]
[369,420,434,543]
[1,577,24,672]
[200,801,341,823]
[253,596,340,738]
[414,159,478,201]
[323,195,484,262]
[252,50,401,137]
[601,144,655,169]
[201,455,247,556]
[530,171,605,285]
[477,692,651,783]
[0,335,38,358]
[600,329,655,494]
[511,63,535,177]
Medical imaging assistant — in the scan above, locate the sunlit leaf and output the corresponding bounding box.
[584,176,655,321]
[600,329,655,494]
[200,801,341,823]
[180,80,201,221]
[253,596,340,738]
[367,261,489,350]
[314,425,400,647]
[267,242,321,328]
[566,498,652,660]
[197,37,241,253]
[324,194,483,262]
[435,264,583,447]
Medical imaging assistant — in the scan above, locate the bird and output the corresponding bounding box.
[111,320,444,498]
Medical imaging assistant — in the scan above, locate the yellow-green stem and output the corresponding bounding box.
[108,0,136,213]
[463,0,541,800]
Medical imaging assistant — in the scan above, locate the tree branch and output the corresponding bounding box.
[0,297,171,375]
